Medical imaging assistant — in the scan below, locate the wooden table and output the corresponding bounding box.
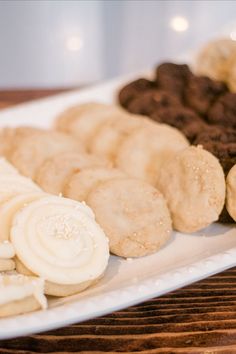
[0,90,236,353]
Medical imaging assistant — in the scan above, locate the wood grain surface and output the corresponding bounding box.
[0,90,236,353]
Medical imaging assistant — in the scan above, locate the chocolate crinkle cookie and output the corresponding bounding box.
[127,90,181,116]
[151,106,205,143]
[207,92,236,128]
[155,63,192,100]
[184,75,228,116]
[118,78,156,108]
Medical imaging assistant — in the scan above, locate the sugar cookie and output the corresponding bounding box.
[157,146,225,233]
[226,164,236,221]
[195,38,236,81]
[0,274,47,317]
[116,123,189,185]
[64,167,125,202]
[0,192,46,242]
[87,178,172,258]
[36,151,111,195]
[10,131,84,179]
[89,114,146,160]
[11,196,109,296]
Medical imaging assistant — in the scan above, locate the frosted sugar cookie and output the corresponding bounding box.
[10,131,84,179]
[116,123,189,185]
[0,274,47,317]
[64,167,125,202]
[0,174,41,205]
[226,164,236,221]
[87,178,172,258]
[0,192,46,242]
[11,196,109,296]
[36,151,111,195]
[157,146,225,233]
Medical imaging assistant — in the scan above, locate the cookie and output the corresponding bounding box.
[184,75,227,115]
[0,274,47,317]
[0,192,46,242]
[10,131,83,179]
[89,114,145,161]
[0,241,15,271]
[10,196,109,297]
[155,62,192,99]
[157,146,225,233]
[225,164,236,221]
[36,151,110,195]
[54,102,105,133]
[195,38,236,81]
[87,178,172,258]
[126,90,181,116]
[118,78,156,108]
[0,174,41,205]
[116,123,189,185]
[0,157,20,175]
[207,92,236,129]
[64,167,125,202]
[56,102,123,149]
[0,259,15,272]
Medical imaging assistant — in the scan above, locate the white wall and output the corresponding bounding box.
[0,0,236,87]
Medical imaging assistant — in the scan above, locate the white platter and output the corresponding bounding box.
[0,76,236,340]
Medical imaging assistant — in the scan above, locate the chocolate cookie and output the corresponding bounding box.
[127,90,181,116]
[184,75,228,115]
[155,63,192,100]
[207,92,236,128]
[151,106,205,143]
[119,78,156,108]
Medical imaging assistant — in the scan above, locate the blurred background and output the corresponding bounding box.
[1,0,236,88]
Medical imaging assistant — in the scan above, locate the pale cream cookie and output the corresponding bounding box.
[64,167,125,202]
[0,274,47,317]
[116,123,189,185]
[87,178,172,258]
[195,38,236,81]
[11,195,109,297]
[89,114,146,161]
[226,164,236,221]
[36,151,111,195]
[10,131,84,179]
[157,145,226,233]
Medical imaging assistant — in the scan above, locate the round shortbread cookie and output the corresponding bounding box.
[195,38,236,81]
[87,178,172,258]
[54,102,114,133]
[64,167,125,202]
[116,123,189,185]
[36,151,111,195]
[89,114,147,160]
[0,192,46,242]
[63,103,125,149]
[157,146,226,233]
[10,196,109,296]
[226,164,236,221]
[10,131,84,179]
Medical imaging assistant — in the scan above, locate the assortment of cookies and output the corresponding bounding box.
[1,38,236,318]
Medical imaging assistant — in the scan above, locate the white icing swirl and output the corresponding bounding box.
[11,196,109,285]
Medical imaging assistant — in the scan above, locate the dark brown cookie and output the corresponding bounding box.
[207,92,236,128]
[127,90,181,116]
[155,63,192,100]
[151,106,205,143]
[184,76,228,116]
[118,78,156,108]
[194,125,236,145]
